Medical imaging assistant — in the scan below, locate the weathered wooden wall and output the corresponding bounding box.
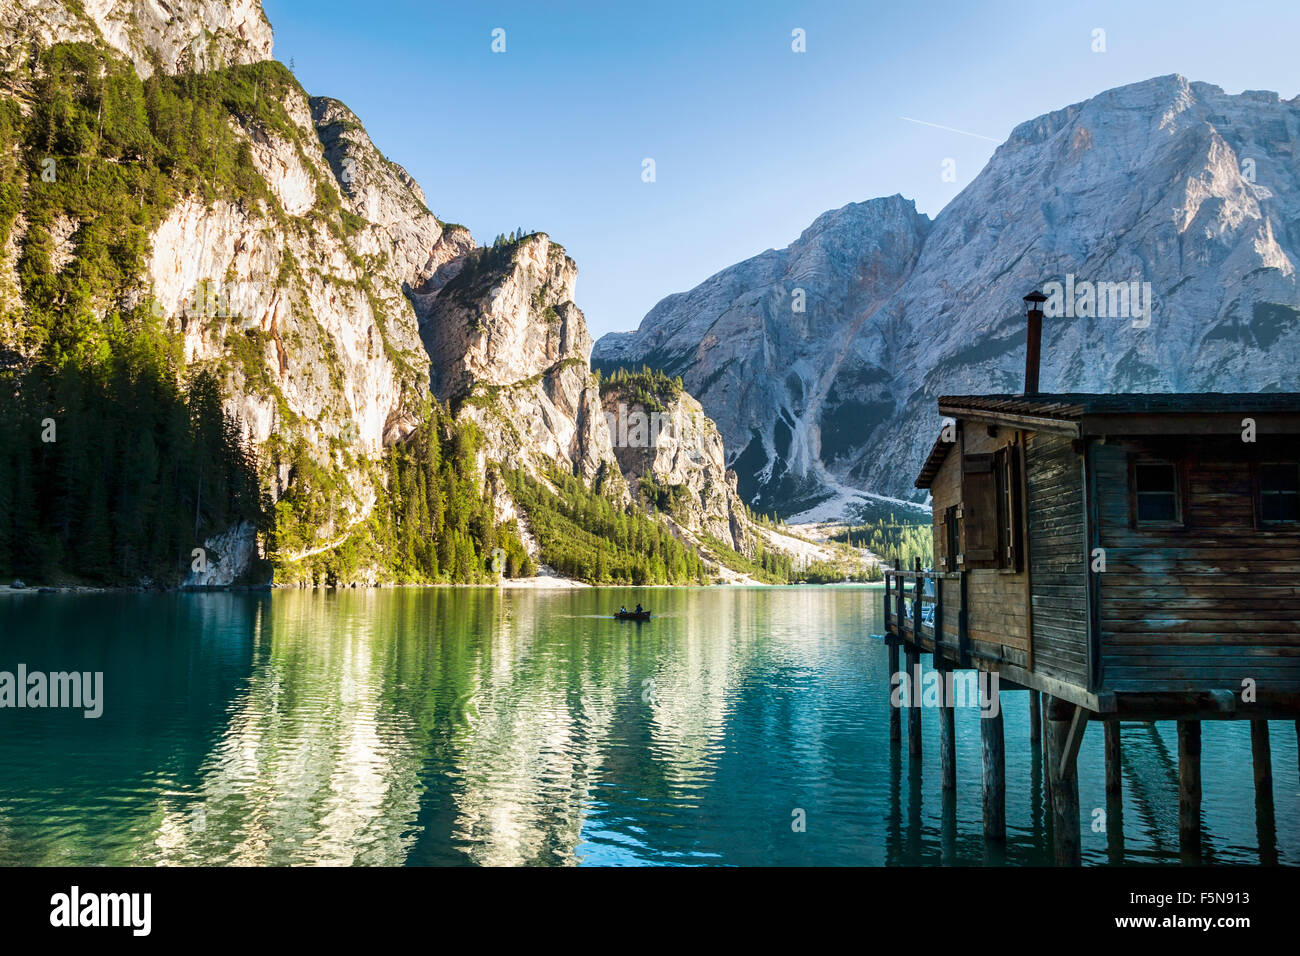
[1026,432,1091,686]
[1093,437,1300,692]
[929,426,1029,663]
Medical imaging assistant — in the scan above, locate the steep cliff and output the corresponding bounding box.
[598,370,751,556]
[421,232,625,493]
[595,75,1300,516]
[0,0,273,77]
[0,2,513,586]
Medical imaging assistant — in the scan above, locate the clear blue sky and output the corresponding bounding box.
[263,0,1299,339]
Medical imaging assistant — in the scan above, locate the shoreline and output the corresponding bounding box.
[1,579,885,596]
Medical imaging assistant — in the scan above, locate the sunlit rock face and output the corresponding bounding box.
[595,76,1300,515]
[0,1,482,581]
[0,0,274,77]
[419,233,625,489]
[135,78,473,573]
[599,383,753,556]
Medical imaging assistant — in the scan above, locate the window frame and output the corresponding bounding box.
[1128,456,1185,529]
[959,452,998,568]
[1254,460,1300,527]
[993,445,1024,571]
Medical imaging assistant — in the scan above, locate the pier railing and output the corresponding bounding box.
[881,561,971,667]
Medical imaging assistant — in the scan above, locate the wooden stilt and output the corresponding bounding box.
[1104,720,1124,864]
[887,638,900,745]
[980,677,1005,842]
[906,645,922,759]
[1104,721,1122,799]
[1251,720,1273,795]
[936,655,956,791]
[1251,720,1276,865]
[1042,696,1053,806]
[1028,689,1041,745]
[1178,720,1202,862]
[1046,696,1081,866]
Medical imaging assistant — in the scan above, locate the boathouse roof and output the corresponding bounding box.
[915,392,1300,488]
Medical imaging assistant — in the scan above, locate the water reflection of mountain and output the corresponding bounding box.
[139,588,879,866]
[9,586,1284,865]
[151,591,453,864]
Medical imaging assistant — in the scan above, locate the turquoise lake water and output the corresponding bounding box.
[0,586,1295,865]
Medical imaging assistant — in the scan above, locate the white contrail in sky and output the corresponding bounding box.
[899,116,1001,142]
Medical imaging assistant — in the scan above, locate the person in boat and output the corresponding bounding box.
[619,606,627,614]
[634,603,643,615]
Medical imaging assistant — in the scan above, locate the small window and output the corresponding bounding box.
[1260,463,1300,523]
[1134,461,1180,524]
[993,446,1023,570]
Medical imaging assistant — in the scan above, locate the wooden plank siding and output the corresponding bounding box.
[1093,438,1300,693]
[929,425,1030,665]
[1025,433,1091,687]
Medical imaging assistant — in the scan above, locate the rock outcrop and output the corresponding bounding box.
[0,0,273,77]
[599,379,752,555]
[595,75,1300,516]
[421,233,625,490]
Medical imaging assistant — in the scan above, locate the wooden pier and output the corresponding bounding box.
[877,292,1300,865]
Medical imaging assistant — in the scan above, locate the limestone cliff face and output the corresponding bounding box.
[0,0,273,77]
[141,79,453,533]
[0,0,431,577]
[311,96,475,299]
[600,384,752,555]
[420,234,624,490]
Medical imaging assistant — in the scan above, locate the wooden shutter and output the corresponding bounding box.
[961,453,998,567]
[1006,444,1024,571]
[945,505,960,570]
[934,510,947,570]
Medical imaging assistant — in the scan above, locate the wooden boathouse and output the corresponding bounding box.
[881,291,1300,864]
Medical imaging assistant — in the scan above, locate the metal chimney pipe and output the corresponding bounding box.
[1023,291,1047,394]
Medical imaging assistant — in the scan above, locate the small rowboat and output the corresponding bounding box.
[613,610,651,621]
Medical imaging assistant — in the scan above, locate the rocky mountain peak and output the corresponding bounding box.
[0,0,273,78]
[595,75,1300,517]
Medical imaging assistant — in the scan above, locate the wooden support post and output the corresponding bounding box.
[893,559,903,637]
[1251,720,1273,795]
[906,644,922,759]
[1045,696,1081,866]
[1104,721,1122,799]
[980,677,1005,842]
[936,654,956,791]
[1029,689,1041,745]
[911,557,923,645]
[1042,697,1053,805]
[1104,720,1124,863]
[957,571,970,668]
[1252,720,1278,866]
[888,637,900,745]
[1178,720,1202,861]
[933,575,944,653]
